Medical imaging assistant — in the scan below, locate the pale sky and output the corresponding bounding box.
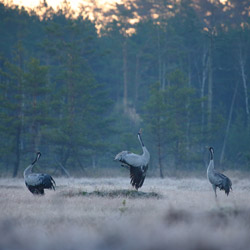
[2,0,122,11]
[2,0,228,11]
[1,0,228,18]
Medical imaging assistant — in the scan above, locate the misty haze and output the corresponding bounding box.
[0,0,250,249]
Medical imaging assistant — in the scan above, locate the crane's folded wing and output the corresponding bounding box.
[115,151,147,167]
[214,171,232,191]
[25,173,55,189]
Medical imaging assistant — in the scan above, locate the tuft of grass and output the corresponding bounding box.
[63,189,161,199]
[119,199,128,214]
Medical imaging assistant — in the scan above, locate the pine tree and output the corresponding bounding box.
[23,57,50,153]
[0,43,26,177]
[42,12,112,171]
[143,82,167,178]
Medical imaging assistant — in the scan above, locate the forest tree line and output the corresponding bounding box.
[0,0,250,177]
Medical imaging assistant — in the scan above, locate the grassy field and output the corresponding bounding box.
[0,175,250,250]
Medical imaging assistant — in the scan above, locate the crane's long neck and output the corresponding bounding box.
[138,133,150,162]
[23,154,39,178]
[207,159,214,171]
[23,164,34,178]
[138,133,144,147]
[142,146,150,162]
[210,149,214,161]
[207,149,214,172]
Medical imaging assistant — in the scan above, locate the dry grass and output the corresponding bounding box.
[0,176,250,250]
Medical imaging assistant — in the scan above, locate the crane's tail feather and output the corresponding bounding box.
[50,176,56,190]
[130,166,147,190]
[42,174,56,190]
[218,177,232,196]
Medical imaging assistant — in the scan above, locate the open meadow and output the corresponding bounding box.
[0,175,250,250]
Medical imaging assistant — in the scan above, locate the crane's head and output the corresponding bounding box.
[31,152,41,165]
[37,152,41,160]
[209,147,214,154]
[137,128,145,147]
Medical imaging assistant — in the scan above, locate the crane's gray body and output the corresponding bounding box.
[115,133,150,190]
[24,152,56,195]
[115,148,150,168]
[207,147,232,197]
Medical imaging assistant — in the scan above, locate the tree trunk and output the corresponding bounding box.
[175,140,180,170]
[76,155,86,173]
[13,125,21,177]
[31,90,41,153]
[135,54,140,105]
[56,159,71,178]
[157,27,162,87]
[207,35,213,130]
[162,61,166,90]
[157,127,164,178]
[68,53,75,125]
[239,51,249,128]
[201,48,208,137]
[220,81,238,165]
[33,125,41,152]
[13,43,24,177]
[186,55,192,153]
[122,39,128,110]
[92,155,96,169]
[62,148,70,167]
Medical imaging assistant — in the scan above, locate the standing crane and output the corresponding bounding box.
[24,152,56,195]
[115,130,150,190]
[207,147,232,197]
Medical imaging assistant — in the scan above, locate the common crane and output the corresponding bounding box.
[115,130,150,190]
[207,147,232,197]
[24,152,56,195]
